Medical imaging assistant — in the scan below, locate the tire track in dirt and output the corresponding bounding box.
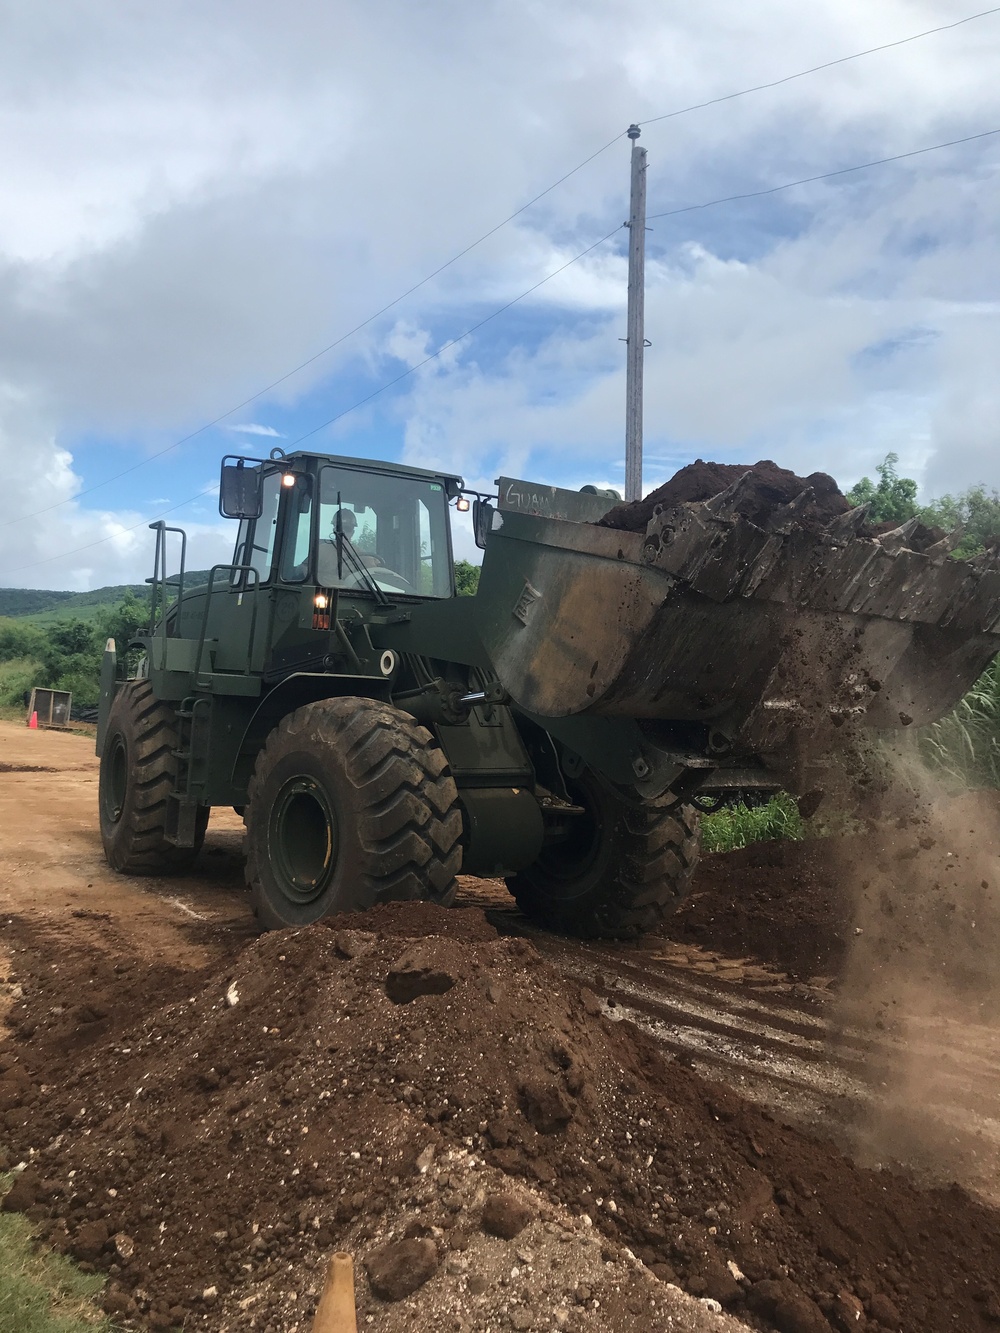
[480,910,1000,1208]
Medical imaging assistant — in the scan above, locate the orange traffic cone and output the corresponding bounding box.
[28,711,38,730]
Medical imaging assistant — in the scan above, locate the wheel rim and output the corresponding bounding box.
[103,733,129,825]
[268,776,338,905]
[531,776,606,898]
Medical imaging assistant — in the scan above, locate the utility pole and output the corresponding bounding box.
[624,123,647,504]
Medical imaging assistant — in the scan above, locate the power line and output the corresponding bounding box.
[6,107,1000,580]
[0,228,624,577]
[8,113,1000,579]
[10,113,1000,580]
[284,228,624,450]
[0,490,219,577]
[647,126,1000,220]
[640,5,1000,127]
[0,132,626,529]
[8,4,999,530]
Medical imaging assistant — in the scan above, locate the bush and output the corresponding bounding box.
[0,619,44,662]
[846,452,918,525]
[0,657,42,709]
[454,560,481,596]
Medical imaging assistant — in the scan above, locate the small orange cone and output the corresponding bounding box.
[28,711,38,730]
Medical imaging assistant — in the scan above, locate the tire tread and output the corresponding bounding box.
[245,697,462,927]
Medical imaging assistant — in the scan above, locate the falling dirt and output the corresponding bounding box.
[4,723,1000,1333]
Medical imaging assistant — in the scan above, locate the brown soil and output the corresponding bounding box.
[666,792,1000,993]
[597,459,850,533]
[3,724,1000,1332]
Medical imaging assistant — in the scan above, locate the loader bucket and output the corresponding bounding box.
[475,472,1000,765]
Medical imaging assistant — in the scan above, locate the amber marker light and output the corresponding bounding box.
[314,593,329,610]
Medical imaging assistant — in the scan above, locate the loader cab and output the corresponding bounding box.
[226,452,461,600]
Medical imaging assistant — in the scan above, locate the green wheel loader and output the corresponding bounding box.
[96,449,1000,937]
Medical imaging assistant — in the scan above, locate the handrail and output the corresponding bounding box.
[193,564,261,686]
[147,522,188,672]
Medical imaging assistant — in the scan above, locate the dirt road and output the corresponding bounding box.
[4,721,1000,1332]
[0,721,250,964]
[4,721,1000,1201]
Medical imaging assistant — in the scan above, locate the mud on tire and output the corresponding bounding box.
[506,770,699,939]
[99,679,208,874]
[245,696,463,929]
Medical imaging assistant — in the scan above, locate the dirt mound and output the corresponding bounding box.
[667,791,1000,993]
[668,837,851,981]
[4,905,1000,1333]
[598,459,851,534]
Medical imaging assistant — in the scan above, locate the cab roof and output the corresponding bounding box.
[283,449,463,489]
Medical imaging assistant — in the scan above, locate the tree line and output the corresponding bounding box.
[0,591,148,709]
[846,453,1000,557]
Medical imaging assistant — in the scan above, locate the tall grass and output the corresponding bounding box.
[701,792,805,853]
[919,658,1000,790]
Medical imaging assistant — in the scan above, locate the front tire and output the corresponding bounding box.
[245,697,463,929]
[99,680,208,874]
[506,770,699,939]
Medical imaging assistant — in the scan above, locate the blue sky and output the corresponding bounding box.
[0,0,998,589]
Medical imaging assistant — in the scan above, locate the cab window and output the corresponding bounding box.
[316,467,452,598]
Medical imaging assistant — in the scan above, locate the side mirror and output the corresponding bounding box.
[219,462,263,519]
[472,499,494,551]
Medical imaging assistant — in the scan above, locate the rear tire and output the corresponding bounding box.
[99,680,208,874]
[506,770,699,939]
[245,697,463,929]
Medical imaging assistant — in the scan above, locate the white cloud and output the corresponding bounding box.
[1,0,999,588]
[225,423,285,438]
[0,395,231,589]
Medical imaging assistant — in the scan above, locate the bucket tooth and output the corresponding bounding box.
[878,514,922,555]
[922,526,965,560]
[825,503,871,540]
[765,486,816,532]
[703,471,758,518]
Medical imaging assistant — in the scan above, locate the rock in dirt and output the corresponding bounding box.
[831,1289,866,1329]
[749,1278,830,1333]
[72,1218,110,1263]
[698,1255,743,1306]
[365,1236,440,1301]
[384,943,459,1004]
[0,1167,40,1212]
[113,1231,135,1261]
[867,1292,902,1327]
[333,929,375,961]
[481,1192,534,1240]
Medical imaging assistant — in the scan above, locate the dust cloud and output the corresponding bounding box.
[831,750,1000,1203]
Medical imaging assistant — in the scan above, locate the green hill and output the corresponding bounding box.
[15,585,148,625]
[0,588,80,617]
[0,573,213,625]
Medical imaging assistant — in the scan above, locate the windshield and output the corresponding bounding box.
[316,466,453,598]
